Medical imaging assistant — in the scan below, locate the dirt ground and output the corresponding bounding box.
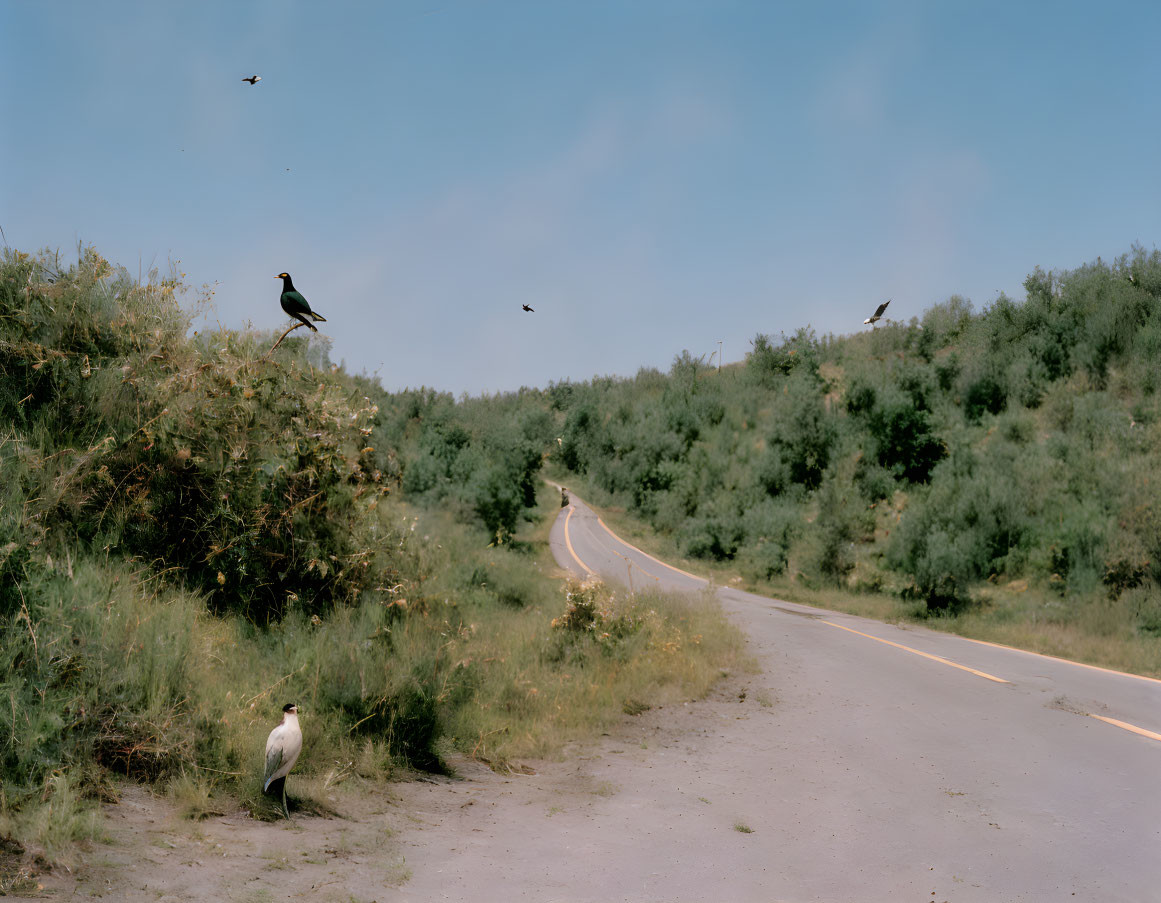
[10,674,766,903]
[15,569,1145,901]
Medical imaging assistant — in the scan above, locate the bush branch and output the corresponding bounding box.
[267,321,310,356]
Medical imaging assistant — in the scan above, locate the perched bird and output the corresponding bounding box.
[263,703,302,819]
[276,273,327,332]
[863,299,891,327]
[522,304,534,312]
[243,75,261,85]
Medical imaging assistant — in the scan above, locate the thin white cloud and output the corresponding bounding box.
[884,149,992,300]
[810,9,922,134]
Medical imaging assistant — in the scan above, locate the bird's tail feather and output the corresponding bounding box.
[310,312,327,322]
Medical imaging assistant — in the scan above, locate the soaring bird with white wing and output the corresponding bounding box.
[864,299,891,327]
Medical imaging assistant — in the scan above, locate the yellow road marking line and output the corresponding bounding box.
[820,621,1009,683]
[563,506,595,575]
[570,489,1161,739]
[609,547,661,582]
[596,517,706,583]
[959,636,1161,686]
[573,491,1158,692]
[1087,714,1161,743]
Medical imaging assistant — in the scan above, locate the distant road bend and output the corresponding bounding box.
[549,487,1161,902]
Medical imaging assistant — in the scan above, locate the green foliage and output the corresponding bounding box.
[550,578,644,640]
[916,295,973,360]
[808,474,869,583]
[0,248,396,623]
[847,379,945,482]
[381,385,545,540]
[961,369,1007,422]
[508,245,1161,626]
[737,499,800,580]
[767,373,835,491]
[681,510,745,561]
[10,238,1161,857]
[888,443,1031,610]
[746,328,820,387]
[345,242,1161,676]
[0,245,747,858]
[0,252,473,821]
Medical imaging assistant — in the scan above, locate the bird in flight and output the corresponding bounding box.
[264,703,302,819]
[276,273,327,331]
[242,75,261,85]
[864,299,890,326]
[522,304,534,312]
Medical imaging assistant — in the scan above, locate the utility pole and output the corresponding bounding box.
[718,340,723,374]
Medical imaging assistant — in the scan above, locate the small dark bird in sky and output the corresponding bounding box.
[264,703,302,819]
[276,273,327,331]
[522,304,534,312]
[864,299,890,326]
[243,75,261,85]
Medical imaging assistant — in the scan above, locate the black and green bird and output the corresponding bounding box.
[275,273,327,332]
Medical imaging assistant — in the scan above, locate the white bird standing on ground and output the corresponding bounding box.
[864,299,891,327]
[263,703,302,818]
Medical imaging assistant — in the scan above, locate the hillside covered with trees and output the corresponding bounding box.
[380,246,1161,673]
[3,240,1158,873]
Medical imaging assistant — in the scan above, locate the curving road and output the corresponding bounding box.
[547,489,1161,902]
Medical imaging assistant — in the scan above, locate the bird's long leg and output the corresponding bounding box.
[281,783,289,820]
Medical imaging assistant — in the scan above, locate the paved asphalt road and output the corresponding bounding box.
[548,489,1161,902]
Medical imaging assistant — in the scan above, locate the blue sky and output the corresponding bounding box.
[2,1,1158,394]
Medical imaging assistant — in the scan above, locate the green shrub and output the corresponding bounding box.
[889,447,1033,611]
[767,374,835,490]
[738,540,791,581]
[1,248,399,623]
[807,476,866,583]
[853,460,896,502]
[897,526,977,612]
[470,463,524,541]
[1041,501,1109,596]
[1124,586,1161,636]
[961,370,1007,422]
[681,512,745,561]
[746,328,820,387]
[853,384,945,483]
[549,578,649,659]
[917,295,973,358]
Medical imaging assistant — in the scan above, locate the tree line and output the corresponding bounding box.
[385,246,1161,636]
